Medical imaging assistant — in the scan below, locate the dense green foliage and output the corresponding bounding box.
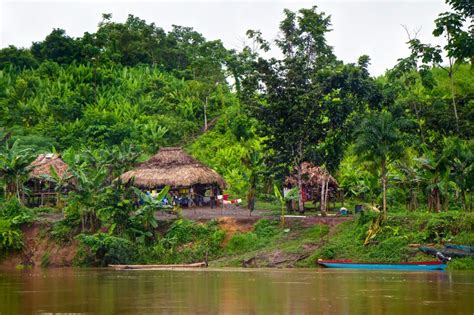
[0,1,472,267]
[0,198,34,254]
[74,219,225,266]
[312,211,474,267]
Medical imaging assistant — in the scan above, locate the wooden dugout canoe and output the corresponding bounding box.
[109,262,207,270]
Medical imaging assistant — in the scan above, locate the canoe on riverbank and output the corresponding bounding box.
[419,246,474,258]
[317,259,446,271]
[109,262,207,270]
[444,244,474,252]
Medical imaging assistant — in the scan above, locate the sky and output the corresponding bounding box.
[0,0,448,76]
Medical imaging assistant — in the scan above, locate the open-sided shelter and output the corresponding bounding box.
[120,147,226,207]
[26,153,70,207]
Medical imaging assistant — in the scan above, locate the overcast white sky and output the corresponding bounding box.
[1,0,448,76]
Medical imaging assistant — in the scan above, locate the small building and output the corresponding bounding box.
[26,153,70,207]
[120,147,226,207]
[285,162,339,212]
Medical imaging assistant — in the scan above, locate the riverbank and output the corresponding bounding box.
[212,211,474,270]
[1,211,473,270]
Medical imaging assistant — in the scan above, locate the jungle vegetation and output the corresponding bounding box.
[0,1,472,265]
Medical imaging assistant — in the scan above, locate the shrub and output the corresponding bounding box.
[51,220,76,244]
[148,219,225,264]
[0,198,34,224]
[0,198,34,254]
[0,219,24,253]
[75,233,135,266]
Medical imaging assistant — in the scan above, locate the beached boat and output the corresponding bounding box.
[444,244,474,252]
[317,259,446,271]
[419,246,474,258]
[109,262,207,270]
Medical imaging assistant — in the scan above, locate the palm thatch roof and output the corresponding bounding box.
[285,162,339,189]
[29,153,69,179]
[120,147,227,189]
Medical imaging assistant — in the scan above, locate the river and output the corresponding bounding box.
[0,268,473,314]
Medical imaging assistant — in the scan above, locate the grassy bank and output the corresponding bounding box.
[211,211,474,270]
[2,208,473,270]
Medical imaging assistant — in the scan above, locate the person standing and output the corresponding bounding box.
[209,188,216,209]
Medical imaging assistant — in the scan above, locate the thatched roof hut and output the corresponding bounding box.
[120,147,227,189]
[285,162,338,190]
[29,153,69,179]
[26,153,71,207]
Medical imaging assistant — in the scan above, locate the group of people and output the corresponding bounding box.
[147,187,220,209]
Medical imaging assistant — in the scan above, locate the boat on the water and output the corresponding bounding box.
[317,259,446,271]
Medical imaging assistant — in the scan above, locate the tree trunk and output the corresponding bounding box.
[470,190,472,212]
[413,102,426,144]
[320,179,326,216]
[324,178,329,216]
[448,62,460,134]
[461,189,466,211]
[381,160,387,214]
[204,96,208,131]
[434,188,441,213]
[15,177,22,203]
[297,164,304,214]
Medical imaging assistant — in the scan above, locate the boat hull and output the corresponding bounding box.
[318,260,446,271]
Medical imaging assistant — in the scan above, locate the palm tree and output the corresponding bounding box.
[0,140,34,201]
[354,111,406,213]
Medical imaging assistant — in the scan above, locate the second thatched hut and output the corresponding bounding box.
[120,147,226,207]
[26,153,71,207]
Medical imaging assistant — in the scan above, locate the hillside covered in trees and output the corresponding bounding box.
[0,0,472,266]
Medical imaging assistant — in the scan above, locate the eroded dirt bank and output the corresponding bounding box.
[1,216,351,268]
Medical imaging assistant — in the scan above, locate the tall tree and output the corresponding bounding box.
[353,111,406,213]
[407,0,473,134]
[244,6,376,213]
[31,29,81,65]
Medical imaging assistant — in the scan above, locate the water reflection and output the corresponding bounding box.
[0,268,473,314]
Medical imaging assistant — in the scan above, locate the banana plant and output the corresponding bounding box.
[132,186,170,232]
[273,184,286,228]
[415,145,450,212]
[68,163,109,231]
[39,165,74,208]
[442,137,473,211]
[0,140,34,201]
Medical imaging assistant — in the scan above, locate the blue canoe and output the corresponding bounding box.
[318,259,447,271]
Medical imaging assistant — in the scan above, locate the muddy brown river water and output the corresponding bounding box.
[0,268,473,314]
